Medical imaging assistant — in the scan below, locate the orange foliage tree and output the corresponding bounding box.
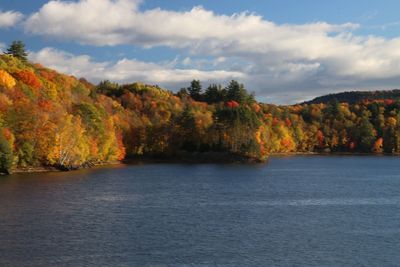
[14,70,42,91]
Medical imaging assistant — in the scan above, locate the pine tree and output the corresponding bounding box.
[188,80,202,101]
[226,80,253,104]
[6,41,28,62]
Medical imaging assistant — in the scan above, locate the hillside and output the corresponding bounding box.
[1,54,400,174]
[0,55,269,173]
[304,89,400,104]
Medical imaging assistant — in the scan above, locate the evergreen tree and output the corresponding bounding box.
[358,117,376,152]
[96,80,122,97]
[383,126,395,153]
[177,88,189,98]
[226,80,253,104]
[188,80,202,101]
[204,84,225,103]
[325,98,340,117]
[6,41,28,62]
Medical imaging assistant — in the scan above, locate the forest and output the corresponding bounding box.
[0,42,400,174]
[305,89,400,104]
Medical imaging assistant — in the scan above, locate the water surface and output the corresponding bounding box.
[1,156,400,266]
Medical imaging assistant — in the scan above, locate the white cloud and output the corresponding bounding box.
[24,0,358,50]
[0,42,5,53]
[29,47,244,89]
[22,0,400,103]
[0,10,23,28]
[25,0,143,46]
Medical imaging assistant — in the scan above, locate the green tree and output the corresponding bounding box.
[204,84,225,103]
[0,131,15,174]
[177,88,189,98]
[325,98,341,118]
[226,80,253,104]
[383,126,395,153]
[188,80,202,101]
[176,107,197,151]
[358,117,376,152]
[6,41,28,62]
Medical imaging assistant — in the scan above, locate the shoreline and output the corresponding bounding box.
[12,161,123,175]
[271,151,399,156]
[122,152,264,164]
[7,152,399,175]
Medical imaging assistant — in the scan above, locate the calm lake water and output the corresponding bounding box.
[1,156,400,266]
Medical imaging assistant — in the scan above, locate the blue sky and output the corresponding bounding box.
[1,0,400,103]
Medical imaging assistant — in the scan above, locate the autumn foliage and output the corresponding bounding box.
[226,100,240,108]
[0,55,126,173]
[1,53,400,174]
[14,70,42,90]
[0,70,16,90]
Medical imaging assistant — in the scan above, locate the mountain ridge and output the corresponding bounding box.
[303,89,400,104]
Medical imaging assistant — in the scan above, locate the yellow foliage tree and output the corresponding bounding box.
[0,70,16,90]
[47,114,90,168]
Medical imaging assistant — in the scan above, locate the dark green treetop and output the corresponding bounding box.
[6,41,28,62]
[188,80,202,101]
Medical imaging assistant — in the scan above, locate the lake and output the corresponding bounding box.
[1,156,400,266]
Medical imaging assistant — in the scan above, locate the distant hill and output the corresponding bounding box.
[303,89,400,104]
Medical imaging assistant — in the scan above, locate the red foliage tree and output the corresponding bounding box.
[316,130,324,148]
[384,99,394,106]
[2,128,12,141]
[226,101,240,108]
[38,99,53,112]
[15,70,42,90]
[285,118,292,127]
[116,132,126,160]
[272,117,279,126]
[349,141,356,150]
[252,103,261,113]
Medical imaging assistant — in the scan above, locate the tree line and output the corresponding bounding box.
[0,41,400,174]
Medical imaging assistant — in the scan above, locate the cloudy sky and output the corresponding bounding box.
[1,0,400,103]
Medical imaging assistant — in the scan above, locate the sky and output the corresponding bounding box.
[1,0,400,104]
